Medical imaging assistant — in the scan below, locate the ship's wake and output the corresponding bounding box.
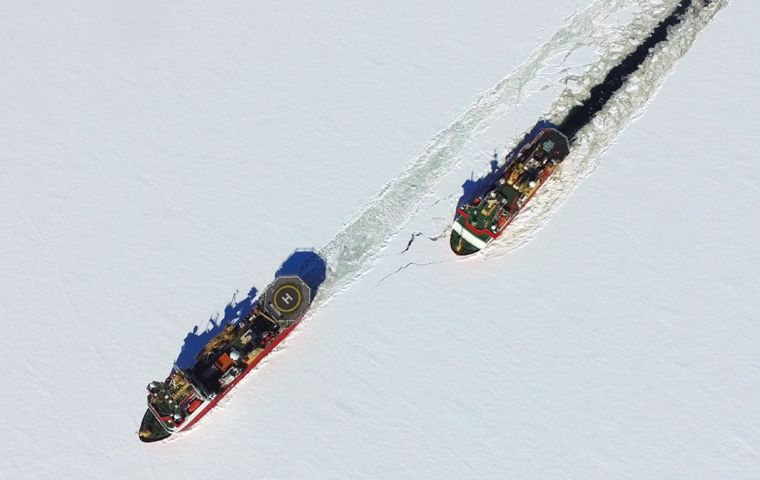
[315,0,655,305]
[482,0,727,260]
[167,0,726,442]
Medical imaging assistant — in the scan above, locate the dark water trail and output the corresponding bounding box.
[559,0,697,141]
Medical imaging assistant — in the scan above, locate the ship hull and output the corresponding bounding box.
[450,180,544,256]
[177,318,301,434]
[450,127,569,255]
[139,316,304,442]
[450,212,496,255]
[140,271,321,443]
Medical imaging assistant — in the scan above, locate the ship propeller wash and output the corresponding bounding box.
[139,274,315,442]
[451,0,703,255]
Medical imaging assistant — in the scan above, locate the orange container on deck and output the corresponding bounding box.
[188,398,203,413]
[214,353,234,372]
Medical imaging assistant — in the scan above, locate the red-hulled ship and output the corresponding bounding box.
[139,274,314,442]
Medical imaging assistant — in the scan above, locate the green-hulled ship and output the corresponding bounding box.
[451,127,570,255]
[451,0,701,255]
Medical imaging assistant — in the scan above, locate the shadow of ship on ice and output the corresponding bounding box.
[455,120,556,216]
[174,249,327,370]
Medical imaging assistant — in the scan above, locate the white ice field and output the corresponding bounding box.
[2,1,758,478]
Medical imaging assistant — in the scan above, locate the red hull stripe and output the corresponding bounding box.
[179,317,303,432]
[456,209,499,239]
